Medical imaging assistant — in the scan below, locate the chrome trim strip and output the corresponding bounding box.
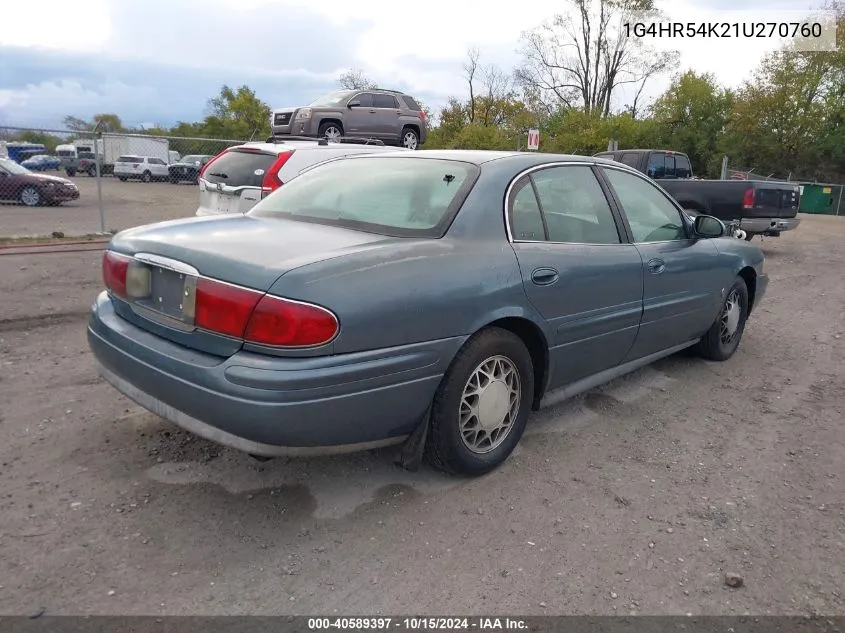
[133,253,200,276]
[501,159,696,247]
[503,161,597,243]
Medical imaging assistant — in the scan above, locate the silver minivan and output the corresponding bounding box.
[196,138,406,217]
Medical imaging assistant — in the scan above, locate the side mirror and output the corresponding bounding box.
[347,100,361,108]
[693,214,725,238]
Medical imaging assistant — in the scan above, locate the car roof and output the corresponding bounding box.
[334,149,626,168]
[234,141,398,154]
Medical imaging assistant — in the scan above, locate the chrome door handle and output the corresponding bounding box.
[531,267,560,285]
[647,258,666,274]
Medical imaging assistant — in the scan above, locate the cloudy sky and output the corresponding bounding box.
[0,0,828,130]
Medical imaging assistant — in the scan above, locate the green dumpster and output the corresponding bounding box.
[799,184,836,214]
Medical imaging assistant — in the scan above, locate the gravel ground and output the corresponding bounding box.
[0,175,199,238]
[0,214,843,616]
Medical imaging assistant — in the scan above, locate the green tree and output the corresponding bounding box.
[203,85,271,140]
[724,3,844,180]
[62,113,124,133]
[649,71,734,177]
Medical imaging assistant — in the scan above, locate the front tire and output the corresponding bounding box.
[697,277,749,361]
[425,327,534,476]
[141,170,152,183]
[87,166,97,177]
[318,122,343,143]
[20,186,41,207]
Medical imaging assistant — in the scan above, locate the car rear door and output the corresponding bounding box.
[372,93,401,140]
[148,158,168,178]
[507,163,644,389]
[197,148,282,216]
[599,165,728,360]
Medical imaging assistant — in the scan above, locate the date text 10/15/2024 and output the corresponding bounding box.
[308,617,528,630]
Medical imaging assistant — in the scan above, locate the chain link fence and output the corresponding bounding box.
[1,126,247,238]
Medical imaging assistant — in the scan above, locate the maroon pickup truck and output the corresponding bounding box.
[594,149,801,241]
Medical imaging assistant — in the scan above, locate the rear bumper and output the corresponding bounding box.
[88,292,461,456]
[741,217,800,234]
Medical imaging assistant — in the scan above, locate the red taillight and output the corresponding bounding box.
[194,278,263,339]
[102,250,130,297]
[245,295,339,347]
[742,188,755,209]
[261,151,294,196]
[194,277,337,346]
[418,111,425,120]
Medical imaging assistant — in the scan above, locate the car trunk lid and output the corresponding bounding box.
[105,215,392,356]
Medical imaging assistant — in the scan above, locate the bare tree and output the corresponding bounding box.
[462,48,519,126]
[463,48,480,123]
[336,69,378,90]
[515,0,677,116]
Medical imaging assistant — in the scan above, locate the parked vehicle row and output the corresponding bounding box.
[89,149,767,477]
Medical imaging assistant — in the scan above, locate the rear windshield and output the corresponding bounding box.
[202,149,281,187]
[248,156,479,238]
[117,155,141,162]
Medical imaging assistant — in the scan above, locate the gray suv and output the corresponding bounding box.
[271,89,428,150]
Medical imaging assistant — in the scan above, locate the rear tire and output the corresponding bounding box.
[142,171,152,183]
[118,177,127,182]
[87,166,97,177]
[401,127,419,150]
[66,169,76,177]
[425,327,534,477]
[697,277,749,361]
[744,234,754,241]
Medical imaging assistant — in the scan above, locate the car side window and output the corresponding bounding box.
[664,155,676,178]
[531,166,621,244]
[602,167,688,243]
[509,178,546,241]
[373,94,398,109]
[646,153,666,178]
[353,93,374,107]
[675,155,692,178]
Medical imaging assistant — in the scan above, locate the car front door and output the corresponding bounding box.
[599,165,725,360]
[345,92,375,136]
[508,164,644,390]
[149,158,168,177]
[372,93,401,140]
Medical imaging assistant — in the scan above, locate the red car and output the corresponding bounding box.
[0,157,80,206]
